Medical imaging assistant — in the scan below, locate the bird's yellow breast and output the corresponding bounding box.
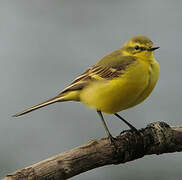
[80,58,159,114]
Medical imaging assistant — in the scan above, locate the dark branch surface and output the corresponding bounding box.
[2,121,182,180]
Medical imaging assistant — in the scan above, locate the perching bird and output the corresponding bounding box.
[13,35,160,142]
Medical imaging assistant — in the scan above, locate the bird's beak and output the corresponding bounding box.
[148,46,160,51]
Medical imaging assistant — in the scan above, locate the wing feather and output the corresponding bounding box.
[61,65,122,93]
[61,53,136,94]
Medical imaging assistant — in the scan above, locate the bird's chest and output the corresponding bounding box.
[111,60,159,110]
[129,60,160,107]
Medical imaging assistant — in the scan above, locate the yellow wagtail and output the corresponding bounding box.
[13,35,160,142]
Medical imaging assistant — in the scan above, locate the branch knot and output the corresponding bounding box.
[145,121,173,154]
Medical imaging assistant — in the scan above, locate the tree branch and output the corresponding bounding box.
[2,121,182,180]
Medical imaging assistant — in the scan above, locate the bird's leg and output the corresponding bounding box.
[114,113,139,134]
[97,110,116,143]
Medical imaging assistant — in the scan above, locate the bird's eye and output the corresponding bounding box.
[135,45,140,50]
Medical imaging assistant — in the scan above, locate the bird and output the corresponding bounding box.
[13,35,160,142]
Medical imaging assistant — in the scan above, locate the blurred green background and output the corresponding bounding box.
[1,0,182,179]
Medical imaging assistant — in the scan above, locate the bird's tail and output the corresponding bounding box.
[13,95,64,117]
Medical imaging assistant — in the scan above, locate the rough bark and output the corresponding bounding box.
[2,121,182,180]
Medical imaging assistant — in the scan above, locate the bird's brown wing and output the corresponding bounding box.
[61,51,137,94]
[60,65,123,94]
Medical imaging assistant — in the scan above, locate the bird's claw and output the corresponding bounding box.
[120,128,140,136]
[108,134,117,144]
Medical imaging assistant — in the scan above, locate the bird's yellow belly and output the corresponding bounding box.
[80,60,159,114]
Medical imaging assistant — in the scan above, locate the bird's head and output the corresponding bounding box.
[121,35,159,59]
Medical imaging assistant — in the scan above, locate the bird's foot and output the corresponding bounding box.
[108,134,117,144]
[131,127,140,135]
[120,128,140,136]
